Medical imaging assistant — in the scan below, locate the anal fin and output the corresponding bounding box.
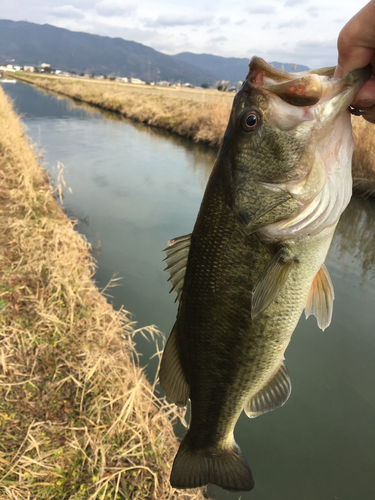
[159,325,190,406]
[251,246,296,318]
[305,263,334,331]
[245,363,291,418]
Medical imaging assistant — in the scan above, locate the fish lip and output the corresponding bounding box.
[245,57,372,108]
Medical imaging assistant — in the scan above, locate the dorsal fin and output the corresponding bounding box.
[251,246,296,319]
[245,363,291,418]
[163,234,191,302]
[305,264,335,331]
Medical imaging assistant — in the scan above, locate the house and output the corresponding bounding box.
[130,78,146,85]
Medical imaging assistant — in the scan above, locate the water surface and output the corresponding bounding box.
[3,81,375,500]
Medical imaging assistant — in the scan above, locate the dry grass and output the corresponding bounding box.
[14,73,232,149]
[13,72,375,197]
[352,115,375,197]
[0,88,205,499]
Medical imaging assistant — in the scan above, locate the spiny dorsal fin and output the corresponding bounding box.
[159,325,190,407]
[305,263,335,331]
[245,363,291,418]
[251,246,296,319]
[163,234,191,302]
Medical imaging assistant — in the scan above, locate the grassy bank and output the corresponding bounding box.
[13,73,232,149]
[0,88,204,499]
[13,72,375,197]
[352,115,375,197]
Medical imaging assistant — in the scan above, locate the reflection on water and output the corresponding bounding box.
[2,81,375,500]
[330,196,375,281]
[39,84,216,187]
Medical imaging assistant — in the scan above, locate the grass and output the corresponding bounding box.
[352,115,375,197]
[13,73,232,149]
[0,87,205,499]
[12,72,375,197]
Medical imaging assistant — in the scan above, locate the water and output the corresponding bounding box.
[3,81,375,500]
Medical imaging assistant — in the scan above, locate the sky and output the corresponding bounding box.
[0,0,370,68]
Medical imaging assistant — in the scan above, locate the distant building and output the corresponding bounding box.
[116,77,129,83]
[24,66,35,72]
[41,63,50,68]
[130,78,146,85]
[2,64,16,72]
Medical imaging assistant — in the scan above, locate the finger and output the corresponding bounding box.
[351,77,375,107]
[336,1,375,75]
[362,107,375,124]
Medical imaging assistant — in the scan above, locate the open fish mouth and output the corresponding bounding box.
[245,56,371,110]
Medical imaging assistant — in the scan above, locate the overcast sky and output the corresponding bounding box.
[1,0,370,68]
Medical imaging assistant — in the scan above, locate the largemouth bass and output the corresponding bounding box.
[160,57,370,492]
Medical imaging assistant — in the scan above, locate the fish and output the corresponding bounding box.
[159,57,371,493]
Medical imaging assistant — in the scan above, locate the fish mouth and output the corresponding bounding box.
[245,56,371,111]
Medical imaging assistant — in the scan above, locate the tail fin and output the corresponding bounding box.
[170,434,254,492]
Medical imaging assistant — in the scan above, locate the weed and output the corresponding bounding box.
[0,87,204,500]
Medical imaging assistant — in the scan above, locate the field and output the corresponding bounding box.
[12,72,375,197]
[0,86,205,499]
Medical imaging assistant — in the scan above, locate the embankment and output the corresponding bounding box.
[0,87,203,499]
[13,72,375,197]
[13,73,232,149]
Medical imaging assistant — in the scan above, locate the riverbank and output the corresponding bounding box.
[12,72,375,197]
[0,88,204,499]
[12,73,232,149]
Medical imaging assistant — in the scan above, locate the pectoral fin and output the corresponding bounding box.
[305,264,334,331]
[251,247,296,319]
[159,325,190,406]
[245,363,291,418]
[163,234,191,302]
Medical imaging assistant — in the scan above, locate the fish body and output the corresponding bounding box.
[160,58,370,492]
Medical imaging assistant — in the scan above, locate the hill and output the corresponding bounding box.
[172,52,310,84]
[0,19,217,85]
[0,19,310,86]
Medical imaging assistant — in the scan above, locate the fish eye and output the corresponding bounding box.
[240,111,260,132]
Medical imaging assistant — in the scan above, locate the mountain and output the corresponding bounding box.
[0,19,310,86]
[172,52,310,85]
[0,19,217,85]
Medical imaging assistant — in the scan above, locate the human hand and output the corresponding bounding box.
[334,0,375,123]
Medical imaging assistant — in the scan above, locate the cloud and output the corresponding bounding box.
[278,19,307,28]
[208,35,227,43]
[94,1,137,17]
[218,16,230,25]
[50,5,85,19]
[284,0,308,5]
[272,38,338,68]
[145,13,213,28]
[307,6,319,17]
[248,5,276,14]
